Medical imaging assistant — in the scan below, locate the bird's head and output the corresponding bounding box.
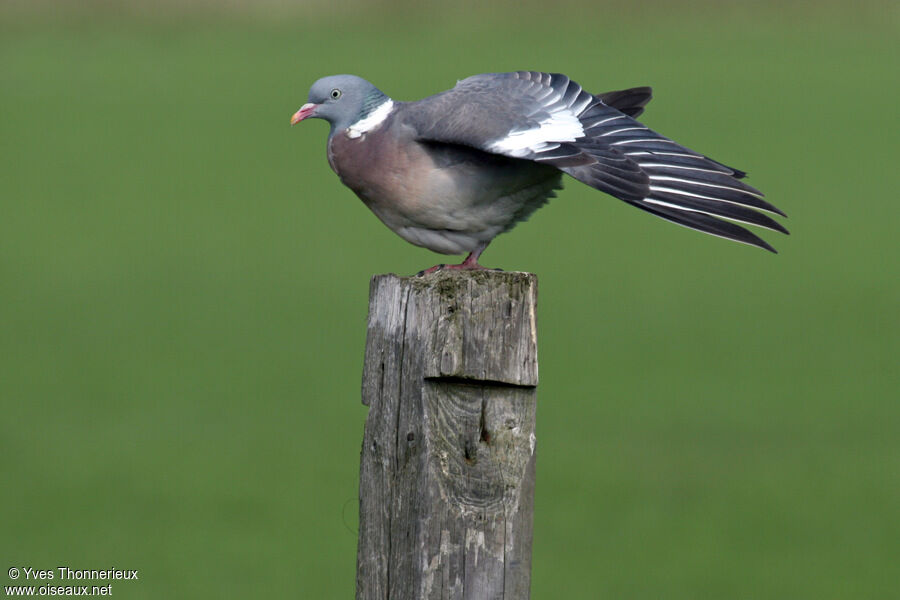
[290,75,389,135]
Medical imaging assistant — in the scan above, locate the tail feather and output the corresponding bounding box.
[637,161,763,194]
[644,191,789,234]
[645,175,784,217]
[627,199,778,253]
[595,86,653,118]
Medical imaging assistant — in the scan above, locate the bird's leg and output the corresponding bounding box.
[458,247,487,269]
[417,242,495,276]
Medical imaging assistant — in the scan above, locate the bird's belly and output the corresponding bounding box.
[328,132,560,253]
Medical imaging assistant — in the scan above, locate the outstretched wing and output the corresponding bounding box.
[406,71,610,164]
[403,71,787,252]
[564,101,788,251]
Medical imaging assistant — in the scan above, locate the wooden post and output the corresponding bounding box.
[357,270,539,600]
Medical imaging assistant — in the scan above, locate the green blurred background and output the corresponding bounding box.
[1,1,897,597]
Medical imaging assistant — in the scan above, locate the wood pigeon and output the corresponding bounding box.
[291,72,786,272]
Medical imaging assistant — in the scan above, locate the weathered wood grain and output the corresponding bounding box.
[358,270,539,600]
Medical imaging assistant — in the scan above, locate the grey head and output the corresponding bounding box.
[290,75,390,136]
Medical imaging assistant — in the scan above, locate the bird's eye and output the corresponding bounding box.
[331,89,341,99]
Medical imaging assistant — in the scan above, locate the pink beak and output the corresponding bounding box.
[290,103,318,125]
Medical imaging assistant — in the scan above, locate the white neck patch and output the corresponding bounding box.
[347,100,394,139]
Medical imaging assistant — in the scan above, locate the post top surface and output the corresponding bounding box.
[372,269,537,288]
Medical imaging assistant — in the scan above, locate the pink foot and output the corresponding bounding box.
[416,246,498,276]
[417,262,490,276]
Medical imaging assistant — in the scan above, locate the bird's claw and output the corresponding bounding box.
[416,264,447,277]
[415,262,503,277]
